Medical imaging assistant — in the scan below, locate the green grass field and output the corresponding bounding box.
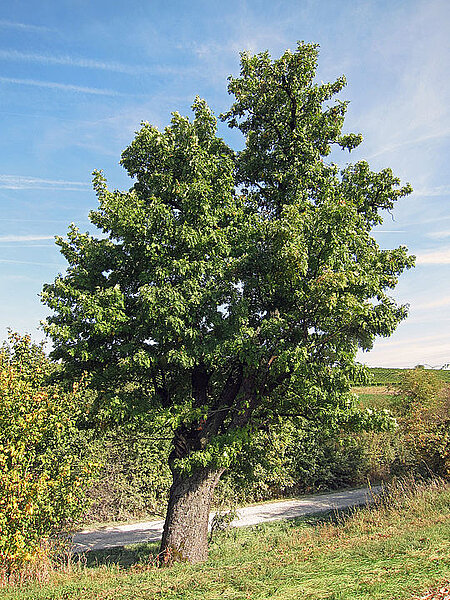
[351,385,394,410]
[4,480,449,600]
[353,367,450,409]
[366,367,450,386]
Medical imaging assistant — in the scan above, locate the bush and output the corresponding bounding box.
[216,418,370,505]
[77,369,450,524]
[393,368,450,478]
[0,333,93,573]
[81,423,171,524]
[75,415,371,523]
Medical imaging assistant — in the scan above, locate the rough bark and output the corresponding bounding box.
[159,466,224,564]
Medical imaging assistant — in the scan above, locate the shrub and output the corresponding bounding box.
[216,418,370,505]
[81,423,171,523]
[0,333,93,573]
[76,415,371,523]
[393,368,450,478]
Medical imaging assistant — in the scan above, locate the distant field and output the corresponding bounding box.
[351,385,394,409]
[365,367,450,386]
[353,367,450,408]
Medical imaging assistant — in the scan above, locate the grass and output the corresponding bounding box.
[3,479,449,600]
[351,385,395,410]
[367,367,450,386]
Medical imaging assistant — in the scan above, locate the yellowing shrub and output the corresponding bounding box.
[0,333,93,573]
[395,368,450,478]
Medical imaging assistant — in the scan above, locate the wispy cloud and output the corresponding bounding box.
[365,129,450,160]
[0,175,90,191]
[0,217,89,223]
[370,332,448,349]
[0,235,54,242]
[415,247,450,265]
[358,332,450,368]
[0,49,156,76]
[2,274,38,282]
[348,0,450,190]
[428,230,450,239]
[413,185,450,197]
[0,258,64,267]
[0,77,123,96]
[359,343,449,368]
[412,295,450,310]
[0,244,55,248]
[0,20,53,33]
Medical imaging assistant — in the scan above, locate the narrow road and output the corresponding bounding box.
[72,486,380,553]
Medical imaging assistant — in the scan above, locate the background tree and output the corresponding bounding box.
[42,43,414,564]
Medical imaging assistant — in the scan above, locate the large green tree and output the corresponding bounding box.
[42,43,414,563]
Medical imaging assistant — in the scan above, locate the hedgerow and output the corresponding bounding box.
[0,333,94,574]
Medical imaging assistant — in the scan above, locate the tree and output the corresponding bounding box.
[41,43,414,564]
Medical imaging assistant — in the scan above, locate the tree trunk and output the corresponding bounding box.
[159,467,224,564]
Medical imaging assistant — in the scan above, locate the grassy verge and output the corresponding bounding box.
[3,479,449,600]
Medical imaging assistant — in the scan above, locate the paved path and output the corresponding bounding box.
[72,486,380,553]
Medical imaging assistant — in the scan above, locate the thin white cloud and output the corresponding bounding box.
[0,235,54,242]
[412,295,450,310]
[0,259,64,267]
[2,274,37,282]
[424,215,450,223]
[371,332,448,349]
[358,332,449,368]
[0,77,122,96]
[0,244,55,248]
[0,175,90,191]
[415,247,450,265]
[0,20,53,33]
[413,185,450,197]
[0,49,155,76]
[365,129,450,160]
[178,22,291,85]
[347,0,450,192]
[359,343,449,369]
[0,217,88,223]
[428,230,450,239]
[404,214,450,227]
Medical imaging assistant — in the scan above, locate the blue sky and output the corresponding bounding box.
[0,0,448,368]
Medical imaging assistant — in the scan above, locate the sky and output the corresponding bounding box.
[0,0,448,368]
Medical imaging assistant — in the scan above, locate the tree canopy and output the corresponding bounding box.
[42,42,414,563]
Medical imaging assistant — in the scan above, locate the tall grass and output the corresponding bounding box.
[2,477,449,599]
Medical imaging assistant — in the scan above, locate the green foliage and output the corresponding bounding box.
[41,43,414,486]
[353,369,450,481]
[81,423,171,523]
[80,415,378,523]
[393,369,449,477]
[218,418,370,503]
[0,333,94,571]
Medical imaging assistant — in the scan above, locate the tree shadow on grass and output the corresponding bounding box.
[74,541,160,569]
[74,505,362,570]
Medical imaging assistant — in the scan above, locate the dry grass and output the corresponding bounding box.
[2,477,449,600]
[351,386,394,394]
